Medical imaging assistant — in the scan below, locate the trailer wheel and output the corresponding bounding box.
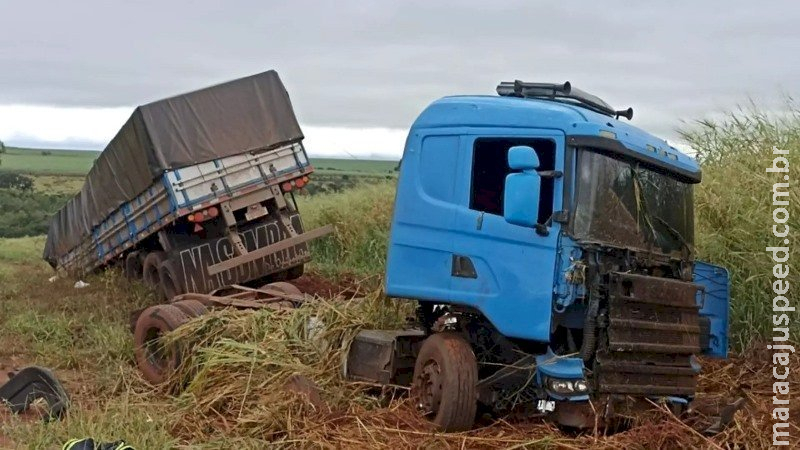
[172,299,208,318]
[411,332,478,432]
[124,252,143,280]
[134,304,189,385]
[159,259,184,300]
[143,251,166,300]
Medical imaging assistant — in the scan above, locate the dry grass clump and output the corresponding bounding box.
[165,291,412,442]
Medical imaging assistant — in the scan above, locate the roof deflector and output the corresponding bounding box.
[496,80,633,120]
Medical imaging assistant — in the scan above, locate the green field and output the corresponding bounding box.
[0,147,398,177]
[0,147,99,175]
[312,157,398,176]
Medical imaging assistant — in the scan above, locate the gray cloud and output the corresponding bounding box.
[1,1,797,139]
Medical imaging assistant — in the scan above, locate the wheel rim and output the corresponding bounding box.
[414,359,443,416]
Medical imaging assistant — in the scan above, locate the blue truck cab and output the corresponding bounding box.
[374,81,730,430]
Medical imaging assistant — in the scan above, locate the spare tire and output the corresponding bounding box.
[172,299,208,318]
[133,304,190,385]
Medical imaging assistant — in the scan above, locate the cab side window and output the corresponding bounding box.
[469,138,555,224]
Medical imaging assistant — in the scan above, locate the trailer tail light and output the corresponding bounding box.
[187,206,219,223]
[282,176,310,193]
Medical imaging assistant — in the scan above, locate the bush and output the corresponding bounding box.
[0,172,34,192]
[0,189,71,237]
[681,100,799,349]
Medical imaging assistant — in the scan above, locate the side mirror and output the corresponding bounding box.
[508,145,540,170]
[504,146,541,228]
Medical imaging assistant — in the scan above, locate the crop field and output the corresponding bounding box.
[0,104,798,448]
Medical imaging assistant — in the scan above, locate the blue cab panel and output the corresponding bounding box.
[694,261,730,358]
[385,125,564,342]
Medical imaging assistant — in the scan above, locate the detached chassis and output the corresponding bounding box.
[132,282,307,385]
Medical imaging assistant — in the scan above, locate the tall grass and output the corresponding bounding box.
[681,100,799,349]
[298,181,395,279]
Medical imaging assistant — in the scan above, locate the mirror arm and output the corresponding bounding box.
[537,170,563,179]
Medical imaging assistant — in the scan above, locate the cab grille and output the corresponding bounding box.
[595,272,703,397]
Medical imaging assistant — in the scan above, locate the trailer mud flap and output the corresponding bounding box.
[344,330,425,386]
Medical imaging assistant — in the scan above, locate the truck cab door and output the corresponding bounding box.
[694,261,730,358]
[449,130,565,342]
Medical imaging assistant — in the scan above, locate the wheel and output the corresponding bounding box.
[285,264,304,280]
[158,259,184,300]
[172,299,208,318]
[133,304,190,385]
[263,281,302,297]
[411,332,478,432]
[124,252,143,280]
[142,251,166,300]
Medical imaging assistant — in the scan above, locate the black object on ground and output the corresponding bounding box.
[0,366,69,420]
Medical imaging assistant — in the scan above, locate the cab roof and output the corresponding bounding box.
[411,95,701,182]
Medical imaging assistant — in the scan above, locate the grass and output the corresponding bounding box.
[299,181,394,279]
[32,175,86,195]
[0,257,176,448]
[1,237,793,448]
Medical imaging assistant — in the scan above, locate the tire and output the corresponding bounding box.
[285,264,304,280]
[172,299,208,318]
[133,304,190,385]
[158,259,184,300]
[143,251,166,300]
[124,252,143,280]
[411,332,478,432]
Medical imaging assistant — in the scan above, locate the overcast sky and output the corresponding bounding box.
[1,1,797,159]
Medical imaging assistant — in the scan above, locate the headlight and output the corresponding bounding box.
[547,378,590,394]
[548,379,574,393]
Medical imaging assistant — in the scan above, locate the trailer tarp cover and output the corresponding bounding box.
[43,70,303,265]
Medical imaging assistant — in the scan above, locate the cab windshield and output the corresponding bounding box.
[572,148,694,256]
